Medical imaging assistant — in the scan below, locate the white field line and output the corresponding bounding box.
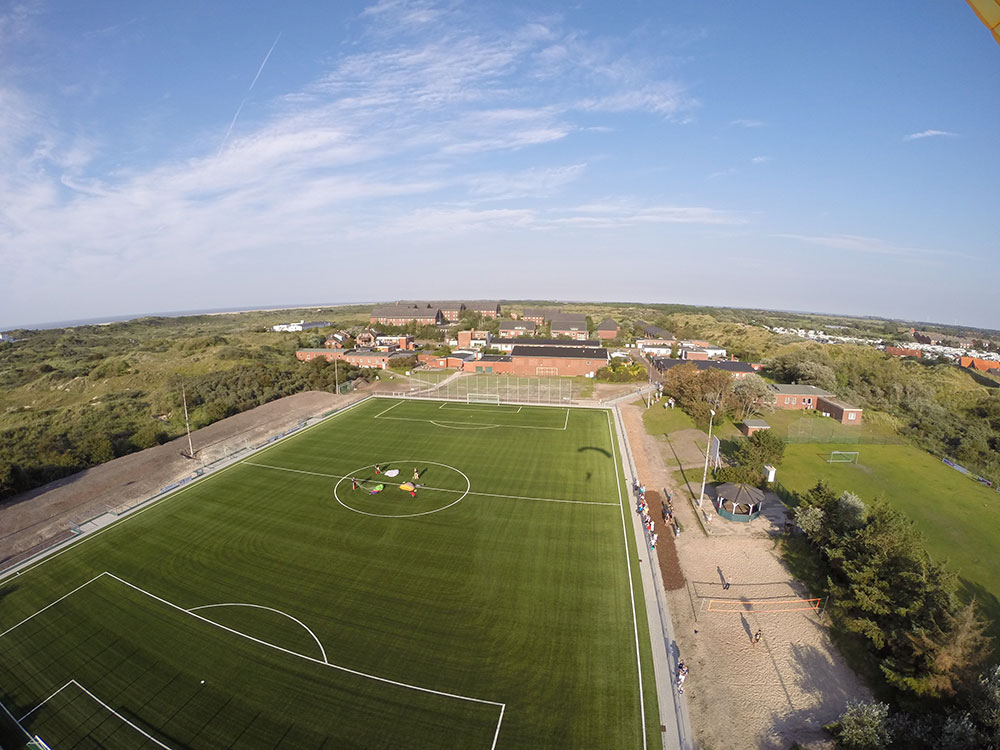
[376,415,567,431]
[607,410,647,750]
[19,680,73,721]
[430,421,500,430]
[372,400,404,419]
[19,679,175,748]
[104,572,506,711]
[187,603,328,663]
[0,572,105,639]
[77,680,174,749]
[491,703,506,750]
[3,395,377,582]
[3,571,503,746]
[244,462,618,507]
[437,403,522,414]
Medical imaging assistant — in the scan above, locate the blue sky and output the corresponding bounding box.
[1,1,997,329]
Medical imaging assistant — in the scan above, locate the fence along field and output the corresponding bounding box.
[0,397,659,749]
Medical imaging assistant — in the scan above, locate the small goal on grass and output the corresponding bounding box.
[826,450,859,464]
[467,393,501,405]
[28,738,53,750]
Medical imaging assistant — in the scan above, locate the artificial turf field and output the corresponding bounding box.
[0,397,659,749]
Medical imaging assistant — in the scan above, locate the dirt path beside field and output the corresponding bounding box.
[0,390,361,569]
[620,403,868,749]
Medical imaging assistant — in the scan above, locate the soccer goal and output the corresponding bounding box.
[467,393,501,405]
[28,738,53,750]
[826,450,859,464]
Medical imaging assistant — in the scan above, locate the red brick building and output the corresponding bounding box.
[549,313,589,340]
[499,320,537,338]
[370,304,444,326]
[740,419,771,437]
[463,355,514,374]
[596,318,620,340]
[817,397,863,425]
[521,308,554,326]
[464,300,502,319]
[885,346,923,358]
[769,384,832,410]
[509,345,607,377]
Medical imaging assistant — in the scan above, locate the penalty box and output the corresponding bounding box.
[0,573,503,749]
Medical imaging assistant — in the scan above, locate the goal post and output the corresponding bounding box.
[826,450,859,464]
[467,393,501,405]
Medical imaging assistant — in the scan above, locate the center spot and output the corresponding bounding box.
[334,461,471,518]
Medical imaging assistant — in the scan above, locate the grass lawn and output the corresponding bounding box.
[0,398,658,749]
[639,403,695,435]
[763,408,900,444]
[778,442,1000,649]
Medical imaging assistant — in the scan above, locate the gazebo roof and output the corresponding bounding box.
[716,483,764,506]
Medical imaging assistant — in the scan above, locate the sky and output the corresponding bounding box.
[0,1,997,330]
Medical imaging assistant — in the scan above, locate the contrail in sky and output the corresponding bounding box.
[219,32,282,155]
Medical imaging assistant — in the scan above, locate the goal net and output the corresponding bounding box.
[826,451,859,464]
[467,394,501,405]
[705,598,822,614]
[28,738,53,750]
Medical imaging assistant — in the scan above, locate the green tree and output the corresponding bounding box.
[831,700,892,750]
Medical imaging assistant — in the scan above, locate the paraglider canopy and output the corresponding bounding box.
[966,0,1000,44]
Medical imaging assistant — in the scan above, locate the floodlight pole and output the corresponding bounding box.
[698,408,716,509]
[182,384,194,459]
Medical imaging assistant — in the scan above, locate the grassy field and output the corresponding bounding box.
[0,398,658,749]
[778,442,1000,646]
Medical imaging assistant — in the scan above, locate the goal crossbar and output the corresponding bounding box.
[467,394,501,405]
[706,598,822,613]
[826,451,859,463]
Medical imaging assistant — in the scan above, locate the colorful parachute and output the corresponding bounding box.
[966,0,1000,44]
[400,482,415,492]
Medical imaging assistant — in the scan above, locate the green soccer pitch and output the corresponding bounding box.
[0,397,660,749]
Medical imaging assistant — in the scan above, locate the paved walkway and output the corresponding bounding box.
[612,407,695,750]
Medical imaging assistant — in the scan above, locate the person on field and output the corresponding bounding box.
[352,478,358,491]
[413,468,420,481]
[374,463,381,475]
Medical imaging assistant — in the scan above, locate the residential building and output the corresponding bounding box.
[375,334,416,351]
[769,384,833,410]
[549,313,589,340]
[464,300,502,319]
[521,308,555,325]
[355,329,379,348]
[636,321,674,340]
[492,337,599,353]
[596,318,620,340]
[370,304,444,326]
[498,320,537,338]
[885,346,923,358]
[457,329,493,349]
[324,331,351,349]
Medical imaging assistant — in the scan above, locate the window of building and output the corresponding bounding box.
[791,397,797,404]
[848,412,857,420]
[784,397,790,404]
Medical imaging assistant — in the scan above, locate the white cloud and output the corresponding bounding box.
[903,129,957,141]
[730,118,765,128]
[773,233,967,260]
[750,155,771,164]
